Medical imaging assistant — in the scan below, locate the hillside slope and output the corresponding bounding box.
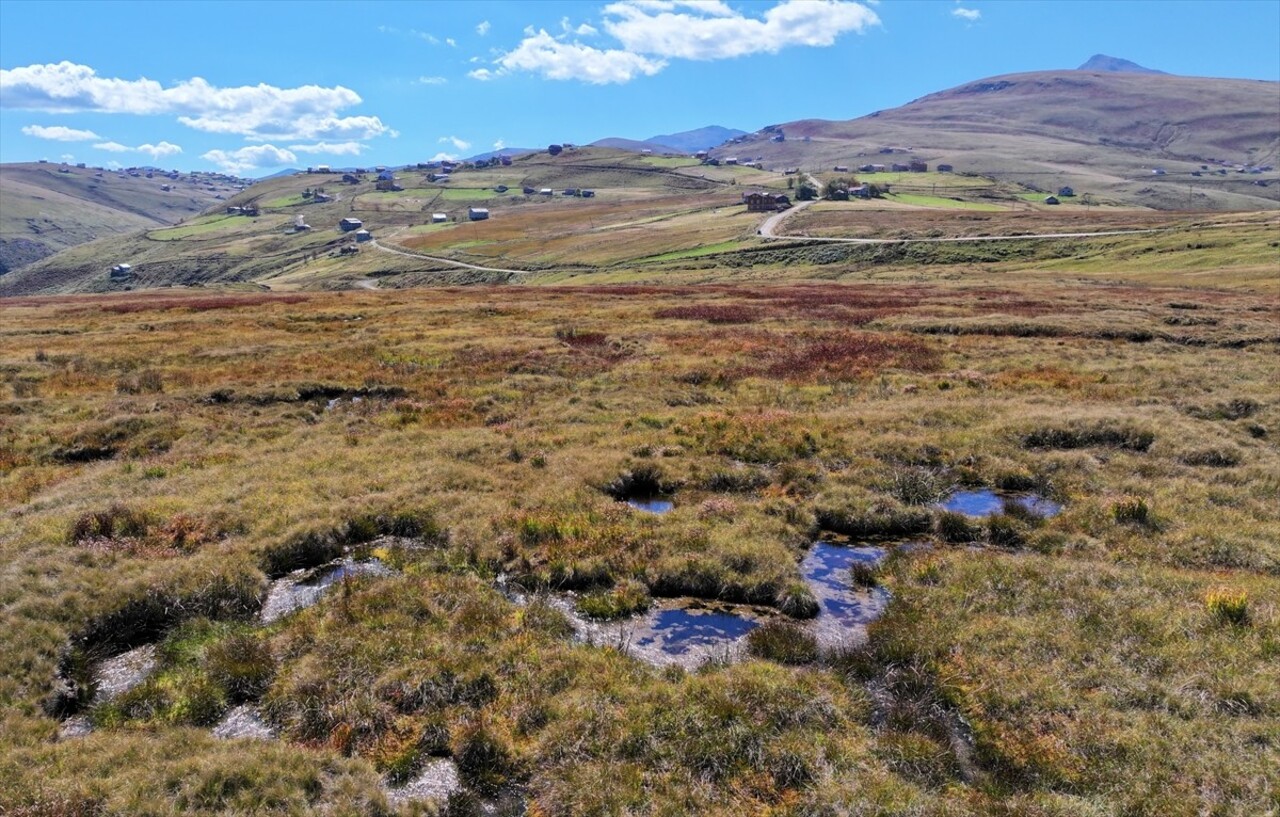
[0,163,243,274]
[715,70,1280,210]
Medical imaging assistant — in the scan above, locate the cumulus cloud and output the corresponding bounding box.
[472,0,876,83]
[137,141,183,160]
[416,75,448,85]
[61,153,75,162]
[288,141,365,155]
[0,62,391,141]
[429,151,458,162]
[602,0,879,60]
[21,124,100,141]
[483,30,666,84]
[446,38,457,47]
[952,7,981,21]
[92,140,182,159]
[493,139,506,150]
[202,144,297,174]
[476,20,491,35]
[439,135,472,151]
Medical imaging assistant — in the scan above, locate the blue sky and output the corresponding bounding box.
[2,0,1277,175]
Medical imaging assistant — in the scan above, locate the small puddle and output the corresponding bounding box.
[625,496,674,514]
[940,489,1062,518]
[801,542,890,650]
[212,704,276,741]
[261,558,393,623]
[549,596,764,669]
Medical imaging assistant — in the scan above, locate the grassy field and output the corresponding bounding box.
[0,274,1276,815]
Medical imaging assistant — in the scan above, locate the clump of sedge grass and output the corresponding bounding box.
[746,619,820,665]
[935,511,981,543]
[849,560,881,588]
[1112,496,1153,527]
[575,579,651,620]
[1205,588,1250,626]
[1180,446,1242,468]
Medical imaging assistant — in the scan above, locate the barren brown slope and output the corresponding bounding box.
[719,70,1280,210]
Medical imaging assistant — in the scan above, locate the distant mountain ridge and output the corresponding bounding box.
[592,125,747,154]
[1078,54,1168,75]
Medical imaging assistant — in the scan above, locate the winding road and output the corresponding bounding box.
[369,238,531,275]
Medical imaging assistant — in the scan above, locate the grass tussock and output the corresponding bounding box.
[1022,420,1155,451]
[746,618,820,665]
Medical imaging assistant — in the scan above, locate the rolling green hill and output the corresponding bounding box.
[717,69,1280,210]
[0,162,244,274]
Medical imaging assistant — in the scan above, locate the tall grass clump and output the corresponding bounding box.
[746,619,820,665]
[1205,588,1250,626]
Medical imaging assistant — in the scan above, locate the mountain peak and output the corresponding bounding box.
[1078,54,1168,75]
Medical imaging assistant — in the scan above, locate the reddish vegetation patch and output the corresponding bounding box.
[750,331,942,381]
[91,294,312,314]
[654,304,771,324]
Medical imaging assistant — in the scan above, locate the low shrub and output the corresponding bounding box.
[115,369,164,395]
[746,619,819,665]
[655,304,769,324]
[69,503,153,543]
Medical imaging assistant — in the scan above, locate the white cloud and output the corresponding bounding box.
[438,135,472,151]
[474,1,877,84]
[476,20,491,35]
[138,141,183,160]
[92,139,182,160]
[106,160,122,170]
[494,139,506,150]
[952,6,980,20]
[484,30,667,84]
[289,141,365,155]
[602,0,879,60]
[202,144,297,174]
[446,38,457,47]
[21,124,100,141]
[61,153,75,162]
[561,17,600,36]
[429,151,458,162]
[416,75,448,85]
[0,62,391,141]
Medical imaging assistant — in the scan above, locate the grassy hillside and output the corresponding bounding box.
[725,70,1280,211]
[0,163,242,274]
